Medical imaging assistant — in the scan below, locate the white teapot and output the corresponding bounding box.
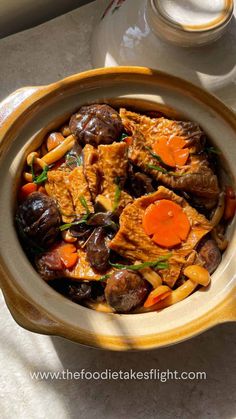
[92,0,236,107]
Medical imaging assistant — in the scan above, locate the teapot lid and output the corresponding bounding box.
[148,0,233,45]
[154,0,233,31]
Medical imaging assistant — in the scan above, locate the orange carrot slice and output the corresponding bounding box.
[153,135,189,167]
[172,148,189,166]
[57,243,78,269]
[19,182,37,201]
[153,136,175,167]
[143,199,190,248]
[153,230,181,248]
[144,285,172,308]
[168,135,186,150]
[175,210,191,240]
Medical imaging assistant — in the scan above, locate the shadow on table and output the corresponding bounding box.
[50,322,236,419]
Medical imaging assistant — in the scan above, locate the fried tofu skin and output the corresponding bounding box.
[47,170,74,223]
[97,142,133,212]
[109,186,213,287]
[47,167,93,222]
[120,109,219,204]
[83,144,100,200]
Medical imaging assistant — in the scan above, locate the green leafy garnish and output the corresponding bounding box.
[29,155,49,184]
[147,164,182,177]
[65,155,74,168]
[147,164,168,174]
[29,156,35,179]
[144,146,165,164]
[109,255,171,271]
[59,217,87,231]
[205,146,221,155]
[99,274,110,282]
[60,196,91,231]
[112,177,121,211]
[79,196,90,216]
[113,185,121,211]
[112,176,121,212]
[118,133,129,141]
[65,154,82,168]
[77,155,83,166]
[33,165,49,184]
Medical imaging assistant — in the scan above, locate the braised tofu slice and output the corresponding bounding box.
[47,170,74,223]
[120,109,219,203]
[120,108,204,154]
[83,144,100,200]
[97,142,133,211]
[47,167,93,223]
[68,166,94,215]
[109,186,213,287]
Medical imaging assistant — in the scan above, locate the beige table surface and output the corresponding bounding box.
[0,1,235,418]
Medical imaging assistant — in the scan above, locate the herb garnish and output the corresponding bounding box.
[205,146,221,155]
[59,218,87,231]
[59,196,91,231]
[147,164,184,177]
[147,164,168,174]
[77,155,83,165]
[33,165,49,184]
[99,274,110,282]
[29,155,49,184]
[145,146,186,176]
[112,176,121,212]
[29,156,35,179]
[118,133,129,141]
[109,255,171,271]
[79,196,91,216]
[144,146,165,164]
[65,154,82,168]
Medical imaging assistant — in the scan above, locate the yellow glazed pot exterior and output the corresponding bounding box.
[0,67,235,350]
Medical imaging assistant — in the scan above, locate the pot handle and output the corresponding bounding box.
[0,85,53,138]
[0,86,61,335]
[214,288,236,323]
[2,280,61,336]
[0,260,61,335]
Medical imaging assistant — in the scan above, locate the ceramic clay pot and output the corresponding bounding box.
[0,67,235,350]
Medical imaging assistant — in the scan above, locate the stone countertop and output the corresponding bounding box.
[0,1,235,418]
[0,0,107,100]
